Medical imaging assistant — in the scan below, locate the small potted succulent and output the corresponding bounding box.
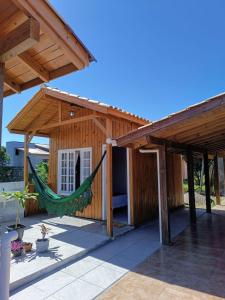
[2,187,38,240]
[36,224,50,253]
[11,240,24,257]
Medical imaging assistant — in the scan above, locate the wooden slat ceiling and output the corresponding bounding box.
[1,0,95,97]
[117,93,225,155]
[7,86,149,137]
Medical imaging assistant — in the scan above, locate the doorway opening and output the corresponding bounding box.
[112,147,128,224]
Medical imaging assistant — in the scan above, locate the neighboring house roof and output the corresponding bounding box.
[17,147,49,156]
[7,86,150,137]
[3,0,95,97]
[34,143,49,151]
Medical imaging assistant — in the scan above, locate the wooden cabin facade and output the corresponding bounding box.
[7,86,184,235]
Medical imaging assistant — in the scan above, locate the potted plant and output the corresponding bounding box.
[2,187,38,240]
[36,224,50,253]
[11,240,24,257]
[23,242,33,253]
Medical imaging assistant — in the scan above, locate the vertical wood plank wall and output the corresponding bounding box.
[33,103,184,222]
[132,150,184,225]
[48,105,140,220]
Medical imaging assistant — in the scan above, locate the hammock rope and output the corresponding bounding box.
[28,151,106,217]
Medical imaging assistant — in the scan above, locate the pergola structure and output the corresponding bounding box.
[118,92,225,245]
[0,0,95,144]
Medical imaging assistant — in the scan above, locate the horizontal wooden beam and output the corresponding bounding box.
[18,52,49,82]
[30,114,99,132]
[4,75,21,93]
[146,135,208,154]
[0,18,40,62]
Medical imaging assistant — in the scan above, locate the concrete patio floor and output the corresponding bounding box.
[99,208,225,300]
[9,208,204,300]
[0,214,131,291]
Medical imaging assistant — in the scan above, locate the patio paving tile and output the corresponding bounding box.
[61,259,98,279]
[10,285,46,300]
[32,271,75,297]
[52,279,103,300]
[80,265,124,289]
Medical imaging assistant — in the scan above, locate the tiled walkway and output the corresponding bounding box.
[3,214,130,291]
[10,208,202,300]
[99,208,225,300]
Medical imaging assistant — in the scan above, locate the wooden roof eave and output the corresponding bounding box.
[118,94,225,147]
[7,89,45,131]
[12,0,95,69]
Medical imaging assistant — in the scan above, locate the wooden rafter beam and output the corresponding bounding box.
[4,75,21,93]
[18,52,49,82]
[146,135,210,154]
[0,18,40,62]
[92,118,106,135]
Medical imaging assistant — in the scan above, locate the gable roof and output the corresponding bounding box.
[7,86,150,136]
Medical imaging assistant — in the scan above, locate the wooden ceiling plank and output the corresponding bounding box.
[0,18,40,62]
[12,0,89,69]
[18,52,49,82]
[4,75,21,93]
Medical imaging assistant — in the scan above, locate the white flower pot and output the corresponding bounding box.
[36,239,49,253]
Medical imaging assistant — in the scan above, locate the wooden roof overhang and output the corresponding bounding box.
[117,92,225,156]
[1,0,95,97]
[7,86,149,137]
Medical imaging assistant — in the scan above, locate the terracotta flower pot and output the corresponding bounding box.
[23,242,32,253]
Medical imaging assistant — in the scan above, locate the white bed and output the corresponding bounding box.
[112,194,127,209]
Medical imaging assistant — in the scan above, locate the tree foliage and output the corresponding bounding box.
[0,146,10,167]
[36,161,49,184]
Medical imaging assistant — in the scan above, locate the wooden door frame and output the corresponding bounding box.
[102,144,131,225]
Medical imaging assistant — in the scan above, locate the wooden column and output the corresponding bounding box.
[214,154,220,205]
[128,148,134,225]
[24,135,29,187]
[223,158,225,199]
[204,152,211,213]
[0,63,4,146]
[158,145,170,245]
[106,119,113,237]
[187,150,196,223]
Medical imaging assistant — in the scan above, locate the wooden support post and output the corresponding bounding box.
[128,148,134,225]
[214,154,221,205]
[106,119,113,237]
[0,63,4,146]
[187,150,196,223]
[158,145,170,245]
[223,158,225,199]
[24,135,29,187]
[204,152,211,213]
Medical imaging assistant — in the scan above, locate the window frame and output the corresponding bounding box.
[58,147,92,195]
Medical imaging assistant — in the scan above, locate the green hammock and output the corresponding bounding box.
[28,151,106,217]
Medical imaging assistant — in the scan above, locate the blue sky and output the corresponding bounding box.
[3,0,225,145]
